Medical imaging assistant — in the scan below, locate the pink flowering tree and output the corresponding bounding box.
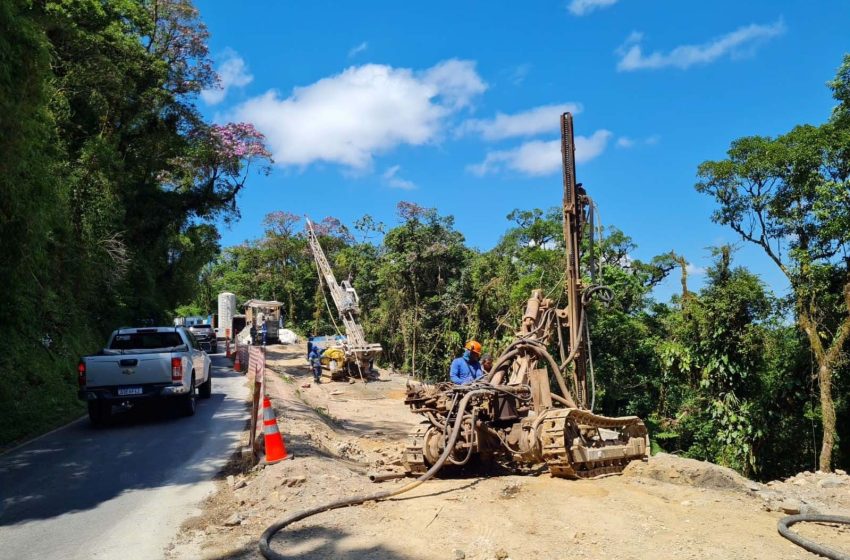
[311,216,354,243]
[141,2,273,222]
[205,122,273,217]
[143,0,217,95]
[262,211,301,238]
[159,121,273,222]
[397,201,428,222]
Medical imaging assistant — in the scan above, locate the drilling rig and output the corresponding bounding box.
[306,217,382,379]
[403,113,649,478]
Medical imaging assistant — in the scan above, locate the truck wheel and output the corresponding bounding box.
[179,374,197,416]
[198,368,212,399]
[88,401,111,426]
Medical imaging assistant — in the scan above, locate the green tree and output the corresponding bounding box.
[696,56,850,470]
[659,248,774,475]
[370,202,471,377]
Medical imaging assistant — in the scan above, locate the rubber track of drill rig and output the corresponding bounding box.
[403,422,430,474]
[541,409,649,479]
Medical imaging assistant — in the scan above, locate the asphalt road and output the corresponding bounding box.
[0,354,248,560]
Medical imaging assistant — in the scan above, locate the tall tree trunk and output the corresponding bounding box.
[674,254,689,301]
[287,290,294,327]
[818,362,836,472]
[798,284,850,473]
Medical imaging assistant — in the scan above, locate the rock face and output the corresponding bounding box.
[622,453,755,493]
[623,454,850,517]
[756,469,850,515]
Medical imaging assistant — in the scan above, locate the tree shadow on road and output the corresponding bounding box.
[0,357,247,526]
[201,524,429,560]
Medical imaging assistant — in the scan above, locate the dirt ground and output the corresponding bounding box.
[167,342,850,560]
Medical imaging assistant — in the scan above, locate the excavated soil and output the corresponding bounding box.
[167,342,850,560]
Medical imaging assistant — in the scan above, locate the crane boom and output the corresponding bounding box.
[305,218,382,372]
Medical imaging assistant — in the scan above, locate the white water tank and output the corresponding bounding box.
[217,292,237,339]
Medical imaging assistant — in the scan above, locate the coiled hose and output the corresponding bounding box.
[778,514,850,560]
[258,389,491,559]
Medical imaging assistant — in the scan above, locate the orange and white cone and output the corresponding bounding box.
[262,397,288,464]
[233,348,242,372]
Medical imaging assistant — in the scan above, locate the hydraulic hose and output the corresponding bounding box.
[258,389,492,560]
[514,340,576,408]
[484,340,577,408]
[778,514,850,560]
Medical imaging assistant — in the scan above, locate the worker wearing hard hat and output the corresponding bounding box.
[450,340,484,385]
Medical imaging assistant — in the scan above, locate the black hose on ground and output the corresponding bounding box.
[778,514,850,560]
[258,389,492,560]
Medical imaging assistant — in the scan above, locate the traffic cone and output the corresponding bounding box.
[233,348,242,372]
[262,397,288,464]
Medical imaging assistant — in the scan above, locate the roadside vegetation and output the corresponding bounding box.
[2,0,848,483]
[0,0,270,446]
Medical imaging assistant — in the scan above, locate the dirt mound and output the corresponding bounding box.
[623,452,758,493]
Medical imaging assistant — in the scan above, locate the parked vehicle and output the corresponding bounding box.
[188,323,218,353]
[77,327,212,425]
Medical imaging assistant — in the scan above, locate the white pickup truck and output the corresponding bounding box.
[78,327,212,425]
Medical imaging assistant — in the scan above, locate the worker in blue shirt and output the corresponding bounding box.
[450,340,484,385]
[308,345,323,384]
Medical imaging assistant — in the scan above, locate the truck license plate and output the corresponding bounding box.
[117,387,143,396]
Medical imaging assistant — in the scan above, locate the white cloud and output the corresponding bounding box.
[382,165,416,190]
[348,41,368,58]
[617,135,660,148]
[201,49,254,105]
[459,103,582,141]
[232,60,487,169]
[686,263,707,276]
[421,59,487,109]
[617,20,786,71]
[508,63,531,85]
[568,0,619,16]
[468,129,612,177]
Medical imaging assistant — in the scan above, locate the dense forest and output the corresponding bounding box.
[0,0,271,444]
[2,0,849,482]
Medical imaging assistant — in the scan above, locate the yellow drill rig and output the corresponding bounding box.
[403,113,649,478]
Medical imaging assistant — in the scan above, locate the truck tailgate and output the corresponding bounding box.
[86,352,174,387]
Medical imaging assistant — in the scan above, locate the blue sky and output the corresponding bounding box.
[196,0,850,299]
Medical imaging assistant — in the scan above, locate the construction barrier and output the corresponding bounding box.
[236,344,288,464]
[246,345,267,461]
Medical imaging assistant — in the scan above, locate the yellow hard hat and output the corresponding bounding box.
[465,340,482,354]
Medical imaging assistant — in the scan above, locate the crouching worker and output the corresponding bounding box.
[450,340,484,385]
[309,345,322,384]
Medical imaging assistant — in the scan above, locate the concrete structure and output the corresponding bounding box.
[217,292,237,339]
